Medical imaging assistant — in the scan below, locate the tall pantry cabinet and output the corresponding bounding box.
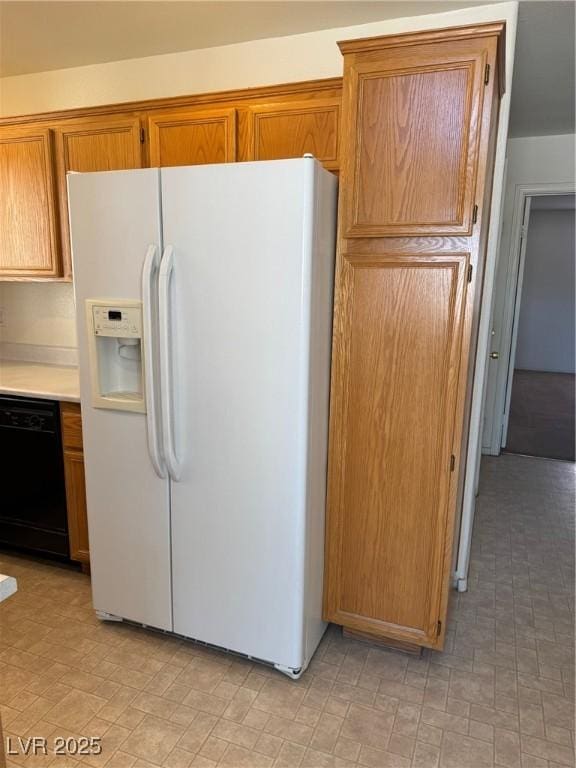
[324,23,505,650]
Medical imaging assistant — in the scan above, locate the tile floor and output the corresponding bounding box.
[0,454,574,768]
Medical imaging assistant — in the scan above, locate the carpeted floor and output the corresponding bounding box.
[505,369,575,461]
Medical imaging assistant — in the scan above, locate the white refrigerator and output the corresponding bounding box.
[68,157,337,678]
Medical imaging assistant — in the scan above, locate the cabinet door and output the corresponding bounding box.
[324,253,470,647]
[54,117,143,277]
[147,107,236,167]
[63,448,90,565]
[61,402,89,565]
[0,127,61,277]
[245,99,340,171]
[341,39,487,238]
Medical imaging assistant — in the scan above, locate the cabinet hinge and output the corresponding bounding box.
[437,620,442,636]
[450,454,455,472]
[467,264,473,283]
[484,63,490,85]
[472,204,478,223]
[140,128,145,144]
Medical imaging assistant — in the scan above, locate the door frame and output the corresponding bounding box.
[486,181,576,455]
[454,180,575,592]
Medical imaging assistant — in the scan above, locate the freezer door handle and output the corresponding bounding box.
[159,245,182,481]
[142,244,167,479]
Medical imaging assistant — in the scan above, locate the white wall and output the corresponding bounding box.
[0,1,517,358]
[0,282,77,348]
[0,3,516,116]
[515,208,575,373]
[482,133,576,451]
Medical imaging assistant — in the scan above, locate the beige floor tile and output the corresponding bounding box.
[218,743,273,767]
[440,731,494,768]
[412,741,441,768]
[198,735,228,761]
[521,734,576,765]
[177,712,218,754]
[357,743,411,767]
[263,714,313,747]
[251,680,307,719]
[334,736,361,762]
[274,740,306,768]
[121,714,185,764]
[340,702,394,751]
[211,718,260,750]
[131,692,178,721]
[0,454,574,768]
[253,732,283,759]
[45,688,107,731]
[181,690,227,718]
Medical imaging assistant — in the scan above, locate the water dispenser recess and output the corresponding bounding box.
[85,299,146,413]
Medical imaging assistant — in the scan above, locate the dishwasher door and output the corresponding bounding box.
[0,396,69,558]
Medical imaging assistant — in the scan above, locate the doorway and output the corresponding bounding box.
[504,193,575,460]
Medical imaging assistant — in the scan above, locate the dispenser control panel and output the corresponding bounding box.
[92,305,142,338]
[85,299,146,413]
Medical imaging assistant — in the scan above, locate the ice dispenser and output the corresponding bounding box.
[86,300,146,412]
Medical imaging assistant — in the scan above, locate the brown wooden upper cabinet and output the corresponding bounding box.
[0,126,61,277]
[324,23,505,651]
[245,99,340,171]
[54,116,143,278]
[147,107,236,167]
[339,34,494,238]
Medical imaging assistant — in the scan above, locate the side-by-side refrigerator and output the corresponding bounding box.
[68,158,337,678]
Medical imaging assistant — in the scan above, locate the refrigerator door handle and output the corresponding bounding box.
[142,244,167,479]
[159,245,182,481]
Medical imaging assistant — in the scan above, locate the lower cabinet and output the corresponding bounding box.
[60,402,90,566]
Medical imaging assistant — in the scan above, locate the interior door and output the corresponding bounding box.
[68,168,172,631]
[501,196,533,448]
[160,160,314,668]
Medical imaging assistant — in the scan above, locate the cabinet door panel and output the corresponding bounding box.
[148,108,236,167]
[55,118,142,277]
[246,100,340,170]
[63,448,90,565]
[342,41,486,237]
[0,128,61,276]
[325,253,469,646]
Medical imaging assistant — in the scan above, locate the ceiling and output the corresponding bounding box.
[0,1,574,138]
[0,1,488,77]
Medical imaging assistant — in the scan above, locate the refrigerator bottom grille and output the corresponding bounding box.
[96,612,304,679]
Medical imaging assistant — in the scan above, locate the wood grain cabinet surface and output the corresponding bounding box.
[0,79,341,280]
[244,99,340,170]
[54,116,143,278]
[60,402,90,566]
[324,23,505,650]
[147,107,236,167]
[0,127,61,277]
[341,40,488,238]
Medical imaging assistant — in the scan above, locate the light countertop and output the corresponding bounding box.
[0,360,80,403]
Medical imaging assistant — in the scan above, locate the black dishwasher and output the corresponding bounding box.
[0,396,69,558]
